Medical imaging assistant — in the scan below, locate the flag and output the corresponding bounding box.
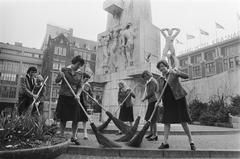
[186,34,195,40]
[176,39,183,44]
[200,29,209,36]
[215,22,224,29]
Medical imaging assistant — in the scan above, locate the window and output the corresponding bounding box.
[52,88,59,98]
[23,52,33,57]
[82,52,87,60]
[204,50,216,62]
[222,44,239,57]
[0,73,18,84]
[192,65,201,78]
[9,87,17,98]
[53,62,59,70]
[87,54,91,61]
[223,59,228,70]
[74,50,79,57]
[179,58,188,67]
[0,86,16,98]
[33,54,40,58]
[191,54,202,64]
[62,48,66,56]
[229,57,234,68]
[54,47,58,55]
[0,60,19,72]
[206,62,216,75]
[235,56,239,67]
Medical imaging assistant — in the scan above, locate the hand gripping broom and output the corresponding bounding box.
[26,76,48,116]
[127,76,170,147]
[62,75,121,148]
[97,84,139,132]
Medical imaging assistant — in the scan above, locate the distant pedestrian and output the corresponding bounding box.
[156,60,196,150]
[18,66,38,115]
[55,55,85,145]
[79,73,92,140]
[33,74,46,115]
[116,81,136,135]
[141,70,159,141]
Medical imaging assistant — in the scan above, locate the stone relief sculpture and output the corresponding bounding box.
[98,22,137,73]
[120,23,136,67]
[99,33,111,73]
[161,28,180,68]
[109,28,121,72]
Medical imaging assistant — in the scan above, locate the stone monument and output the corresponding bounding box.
[94,0,161,121]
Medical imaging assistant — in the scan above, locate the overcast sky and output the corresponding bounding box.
[0,0,239,54]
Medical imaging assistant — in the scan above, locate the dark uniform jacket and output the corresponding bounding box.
[19,74,35,99]
[156,69,189,100]
[55,67,83,97]
[145,77,158,103]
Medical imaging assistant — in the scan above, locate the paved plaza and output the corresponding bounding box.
[56,123,240,158]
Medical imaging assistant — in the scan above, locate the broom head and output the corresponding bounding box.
[106,111,131,134]
[90,123,121,148]
[115,116,140,142]
[127,121,151,147]
[97,117,112,132]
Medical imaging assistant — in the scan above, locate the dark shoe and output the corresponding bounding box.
[147,136,158,141]
[190,143,196,151]
[158,143,169,149]
[71,137,80,145]
[145,134,153,139]
[115,132,122,135]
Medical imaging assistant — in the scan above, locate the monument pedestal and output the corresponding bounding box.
[94,0,161,123]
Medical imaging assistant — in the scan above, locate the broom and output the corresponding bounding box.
[127,76,170,147]
[81,88,131,134]
[115,104,143,142]
[115,86,146,142]
[97,84,139,132]
[62,75,121,148]
[82,89,131,133]
[26,76,48,116]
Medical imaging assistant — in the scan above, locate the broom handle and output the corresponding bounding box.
[62,75,93,123]
[27,76,48,116]
[148,76,170,122]
[81,87,108,112]
[114,83,139,114]
[138,85,147,116]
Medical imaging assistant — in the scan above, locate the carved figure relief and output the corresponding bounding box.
[98,22,137,73]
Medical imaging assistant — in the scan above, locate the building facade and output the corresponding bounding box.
[0,42,43,115]
[178,34,240,102]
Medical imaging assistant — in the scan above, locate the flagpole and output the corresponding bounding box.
[199,28,202,46]
[237,13,240,31]
[215,25,218,42]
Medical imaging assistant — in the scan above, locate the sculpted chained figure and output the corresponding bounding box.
[160,28,180,68]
